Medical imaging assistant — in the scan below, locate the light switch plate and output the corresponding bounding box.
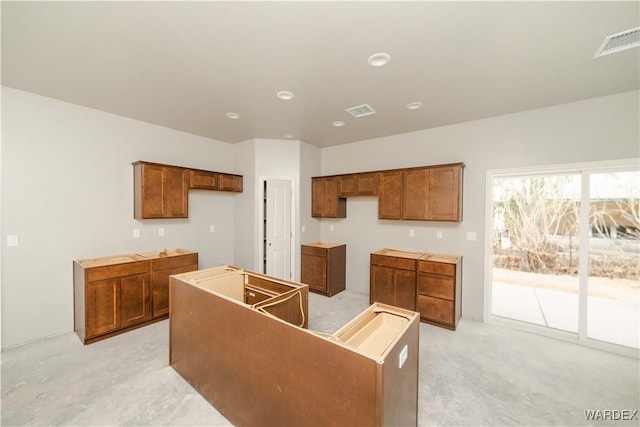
[466,232,477,241]
[133,229,140,238]
[7,235,18,247]
[158,228,165,237]
[209,225,215,233]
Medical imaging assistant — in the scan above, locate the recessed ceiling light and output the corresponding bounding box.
[276,91,295,100]
[225,112,240,119]
[406,102,423,110]
[367,52,391,67]
[283,133,295,139]
[332,121,346,127]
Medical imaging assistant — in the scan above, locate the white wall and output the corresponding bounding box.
[319,90,640,320]
[1,87,239,349]
[298,141,322,279]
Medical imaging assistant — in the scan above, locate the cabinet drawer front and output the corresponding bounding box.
[417,260,455,277]
[370,254,416,270]
[86,261,149,282]
[152,253,199,271]
[301,245,328,257]
[418,295,454,325]
[189,170,218,190]
[418,273,454,300]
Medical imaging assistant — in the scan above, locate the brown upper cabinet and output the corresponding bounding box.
[189,169,243,192]
[189,169,218,190]
[428,164,462,221]
[339,172,379,197]
[402,164,463,221]
[378,170,403,220]
[134,162,189,219]
[313,162,464,222]
[312,177,346,218]
[218,173,243,192]
[134,161,243,219]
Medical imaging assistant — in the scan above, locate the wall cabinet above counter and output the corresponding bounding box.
[312,162,464,222]
[133,161,242,219]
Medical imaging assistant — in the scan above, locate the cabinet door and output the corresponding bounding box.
[312,177,345,218]
[370,265,396,306]
[163,167,189,218]
[86,279,120,338]
[140,164,165,218]
[370,265,416,310]
[301,254,327,293]
[357,172,379,196]
[219,174,243,192]
[402,168,430,220]
[311,178,326,217]
[339,174,358,197]
[378,171,402,219]
[151,264,197,318]
[138,164,188,219]
[395,269,417,311]
[120,274,151,328]
[428,165,462,221]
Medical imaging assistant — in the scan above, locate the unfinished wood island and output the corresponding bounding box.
[170,265,419,426]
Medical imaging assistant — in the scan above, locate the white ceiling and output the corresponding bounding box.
[2,1,638,148]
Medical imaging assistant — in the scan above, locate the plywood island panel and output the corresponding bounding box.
[170,266,419,427]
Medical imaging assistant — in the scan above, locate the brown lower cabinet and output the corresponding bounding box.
[300,242,346,296]
[170,265,418,427]
[417,255,462,330]
[370,249,422,311]
[74,249,198,344]
[371,248,462,330]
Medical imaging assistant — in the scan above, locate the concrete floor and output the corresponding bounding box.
[2,290,639,426]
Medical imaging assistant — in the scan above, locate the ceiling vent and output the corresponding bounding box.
[594,27,640,58]
[345,104,377,118]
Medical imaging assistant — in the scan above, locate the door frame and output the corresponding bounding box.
[484,158,639,358]
[257,177,295,280]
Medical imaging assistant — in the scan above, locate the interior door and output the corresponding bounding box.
[265,179,292,280]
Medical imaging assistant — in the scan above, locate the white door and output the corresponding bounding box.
[265,179,292,279]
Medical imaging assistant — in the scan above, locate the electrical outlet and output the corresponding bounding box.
[409,229,415,238]
[133,229,140,238]
[7,235,18,247]
[436,230,443,239]
[158,228,165,237]
[209,225,215,233]
[399,345,408,368]
[466,232,477,241]
[330,225,334,232]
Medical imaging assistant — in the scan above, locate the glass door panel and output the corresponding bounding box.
[587,171,640,348]
[492,174,581,333]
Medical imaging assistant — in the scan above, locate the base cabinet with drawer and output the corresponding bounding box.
[301,242,346,296]
[139,249,199,318]
[370,249,423,311]
[417,255,462,330]
[74,249,198,344]
[370,248,462,330]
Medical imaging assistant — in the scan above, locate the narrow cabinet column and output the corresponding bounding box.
[301,242,346,296]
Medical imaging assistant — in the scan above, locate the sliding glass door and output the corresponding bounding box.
[489,161,639,352]
[586,171,639,348]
